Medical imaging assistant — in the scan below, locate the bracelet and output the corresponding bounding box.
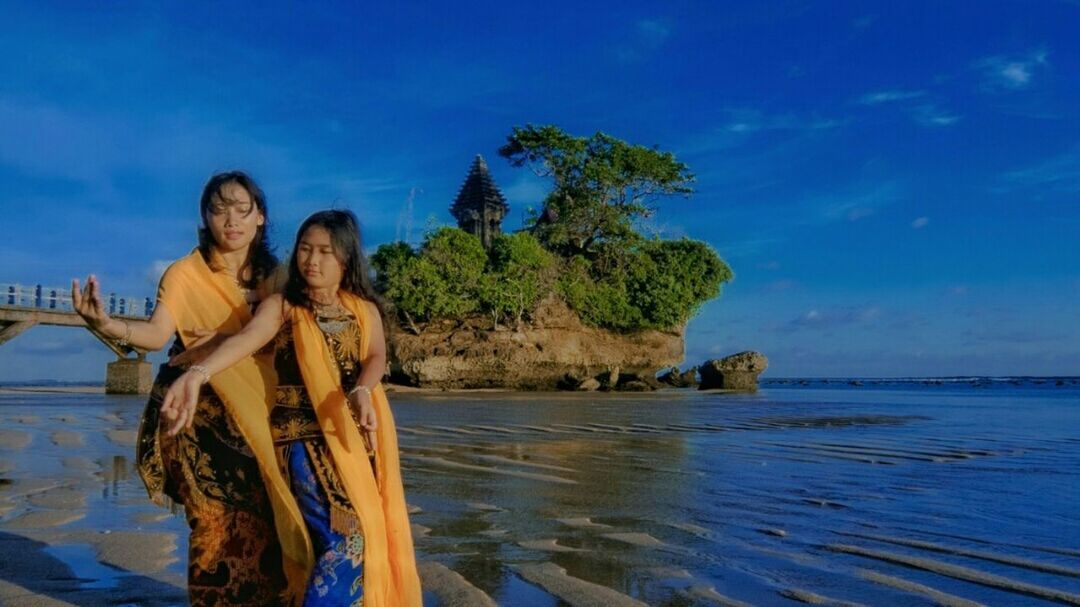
[116,320,133,347]
[189,364,212,385]
[349,384,372,399]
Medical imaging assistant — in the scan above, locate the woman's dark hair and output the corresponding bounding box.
[284,209,385,317]
[197,170,277,288]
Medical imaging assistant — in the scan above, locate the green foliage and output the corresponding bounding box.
[373,229,558,326]
[371,229,487,322]
[371,126,732,332]
[482,232,556,325]
[499,124,694,257]
[626,239,732,329]
[557,256,643,330]
[420,227,487,318]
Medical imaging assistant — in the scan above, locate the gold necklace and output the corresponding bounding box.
[310,292,342,316]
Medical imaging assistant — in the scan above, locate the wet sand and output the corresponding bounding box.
[1,383,1078,606]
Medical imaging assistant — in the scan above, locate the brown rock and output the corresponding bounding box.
[699,351,768,391]
[389,297,683,390]
[618,380,654,392]
[659,366,698,388]
[577,378,601,391]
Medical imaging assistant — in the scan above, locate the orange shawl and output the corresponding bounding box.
[290,292,422,607]
[157,251,313,601]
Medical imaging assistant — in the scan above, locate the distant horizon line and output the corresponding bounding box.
[2,375,1077,387]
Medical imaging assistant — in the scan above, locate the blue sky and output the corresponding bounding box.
[1,1,1078,380]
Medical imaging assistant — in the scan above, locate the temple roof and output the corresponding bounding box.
[450,154,508,221]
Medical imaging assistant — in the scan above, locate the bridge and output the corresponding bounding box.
[1,284,155,394]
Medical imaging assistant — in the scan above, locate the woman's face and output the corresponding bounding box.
[204,181,265,254]
[296,225,344,292]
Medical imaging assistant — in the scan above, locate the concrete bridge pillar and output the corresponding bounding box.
[106,357,152,394]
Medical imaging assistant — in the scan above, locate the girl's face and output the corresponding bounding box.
[296,225,344,292]
[204,181,265,254]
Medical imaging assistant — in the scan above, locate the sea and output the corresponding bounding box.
[1,377,1078,606]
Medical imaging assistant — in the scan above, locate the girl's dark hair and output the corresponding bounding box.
[284,209,385,317]
[197,170,277,288]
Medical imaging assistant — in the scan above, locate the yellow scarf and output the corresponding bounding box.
[159,251,313,602]
[291,292,422,607]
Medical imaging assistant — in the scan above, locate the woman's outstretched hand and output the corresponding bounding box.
[169,329,229,366]
[160,371,204,436]
[71,275,110,330]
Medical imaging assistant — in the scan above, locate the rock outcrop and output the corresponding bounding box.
[699,351,768,391]
[658,366,698,388]
[389,297,683,390]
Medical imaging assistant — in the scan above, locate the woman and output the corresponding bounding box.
[162,209,422,607]
[72,172,311,605]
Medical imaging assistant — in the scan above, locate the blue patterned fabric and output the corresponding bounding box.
[286,443,365,606]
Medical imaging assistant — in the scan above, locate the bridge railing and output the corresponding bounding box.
[1,284,154,317]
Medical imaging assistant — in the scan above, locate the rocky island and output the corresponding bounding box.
[376,126,742,391]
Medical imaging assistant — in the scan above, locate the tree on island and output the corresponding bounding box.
[372,125,732,333]
[498,124,694,258]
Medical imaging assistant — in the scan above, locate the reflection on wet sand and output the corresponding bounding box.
[1,387,1079,606]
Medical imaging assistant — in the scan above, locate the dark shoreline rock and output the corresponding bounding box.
[699,351,768,391]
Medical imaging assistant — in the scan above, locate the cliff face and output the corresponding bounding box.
[388,297,684,389]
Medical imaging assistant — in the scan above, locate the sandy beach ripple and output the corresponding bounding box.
[836,531,1080,577]
[518,538,588,553]
[466,454,576,472]
[403,454,577,484]
[0,430,32,451]
[105,430,137,448]
[827,543,1080,605]
[28,488,86,510]
[857,569,987,607]
[60,457,100,474]
[5,510,86,529]
[682,584,755,607]
[417,561,497,607]
[780,587,868,606]
[600,531,665,546]
[556,517,611,529]
[50,432,84,448]
[515,562,649,607]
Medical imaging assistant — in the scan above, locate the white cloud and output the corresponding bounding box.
[613,18,672,62]
[911,216,930,229]
[857,90,926,105]
[781,305,882,331]
[636,19,672,46]
[722,109,841,134]
[762,280,797,292]
[913,105,960,126]
[817,182,900,223]
[1002,145,1080,194]
[978,49,1049,90]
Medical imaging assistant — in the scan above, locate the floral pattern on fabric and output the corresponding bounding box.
[137,342,285,606]
[285,442,364,606]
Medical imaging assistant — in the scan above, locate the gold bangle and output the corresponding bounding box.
[116,320,133,347]
[189,364,212,385]
[349,384,372,399]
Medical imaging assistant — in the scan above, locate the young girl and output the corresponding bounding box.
[162,209,422,607]
[72,171,303,606]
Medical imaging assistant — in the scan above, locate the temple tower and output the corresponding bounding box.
[450,155,508,249]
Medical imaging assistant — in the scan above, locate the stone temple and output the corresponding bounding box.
[450,154,508,249]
